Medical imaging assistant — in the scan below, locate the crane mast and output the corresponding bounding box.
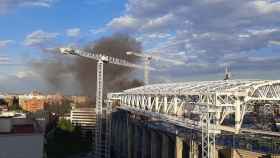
[59,47,153,158]
[95,59,104,158]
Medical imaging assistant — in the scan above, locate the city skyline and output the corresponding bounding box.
[0,0,280,94]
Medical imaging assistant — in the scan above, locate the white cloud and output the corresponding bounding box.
[142,13,180,32]
[253,0,280,14]
[107,15,139,32]
[0,40,13,48]
[0,0,56,14]
[83,0,111,5]
[21,0,54,7]
[24,30,59,47]
[107,0,280,81]
[248,28,279,35]
[148,33,171,39]
[90,28,106,35]
[66,28,81,37]
[16,70,38,79]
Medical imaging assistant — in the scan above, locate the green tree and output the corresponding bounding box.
[45,119,91,158]
[44,99,71,116]
[57,118,74,132]
[8,96,24,112]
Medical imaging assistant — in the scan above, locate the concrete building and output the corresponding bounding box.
[21,99,45,112]
[70,107,96,142]
[18,91,45,106]
[46,93,65,105]
[70,96,91,106]
[0,113,44,158]
[70,107,96,130]
[18,91,46,112]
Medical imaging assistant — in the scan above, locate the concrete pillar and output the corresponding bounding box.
[124,112,129,158]
[121,117,127,158]
[113,118,118,157]
[111,117,115,155]
[231,149,242,158]
[128,123,134,158]
[120,119,123,158]
[115,120,121,158]
[161,134,170,158]
[133,126,141,158]
[151,130,161,158]
[141,128,151,158]
[218,148,230,158]
[151,130,157,158]
[210,144,219,158]
[175,137,183,158]
[189,140,199,158]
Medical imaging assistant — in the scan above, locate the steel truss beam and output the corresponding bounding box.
[108,80,280,158]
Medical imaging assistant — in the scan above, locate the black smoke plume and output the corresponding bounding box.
[32,34,143,100]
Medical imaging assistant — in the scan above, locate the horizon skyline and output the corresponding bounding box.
[0,0,280,94]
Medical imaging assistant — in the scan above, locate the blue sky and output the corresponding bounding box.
[0,0,280,93]
[0,0,126,93]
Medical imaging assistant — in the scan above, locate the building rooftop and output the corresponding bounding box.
[0,112,42,134]
[124,79,280,96]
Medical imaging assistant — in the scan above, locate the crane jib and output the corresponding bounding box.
[74,48,155,70]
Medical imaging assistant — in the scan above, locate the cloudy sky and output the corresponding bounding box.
[0,0,280,93]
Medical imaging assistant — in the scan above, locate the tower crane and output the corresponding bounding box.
[59,47,154,158]
[126,51,184,85]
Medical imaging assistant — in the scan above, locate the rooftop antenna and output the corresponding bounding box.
[224,65,231,80]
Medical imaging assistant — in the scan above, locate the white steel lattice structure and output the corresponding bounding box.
[95,60,103,158]
[108,79,280,158]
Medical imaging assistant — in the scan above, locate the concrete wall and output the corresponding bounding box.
[111,111,280,158]
[0,118,12,133]
[0,134,44,158]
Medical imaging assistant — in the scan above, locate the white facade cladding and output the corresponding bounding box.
[70,107,96,130]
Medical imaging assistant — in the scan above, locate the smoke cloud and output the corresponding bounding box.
[32,34,144,100]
